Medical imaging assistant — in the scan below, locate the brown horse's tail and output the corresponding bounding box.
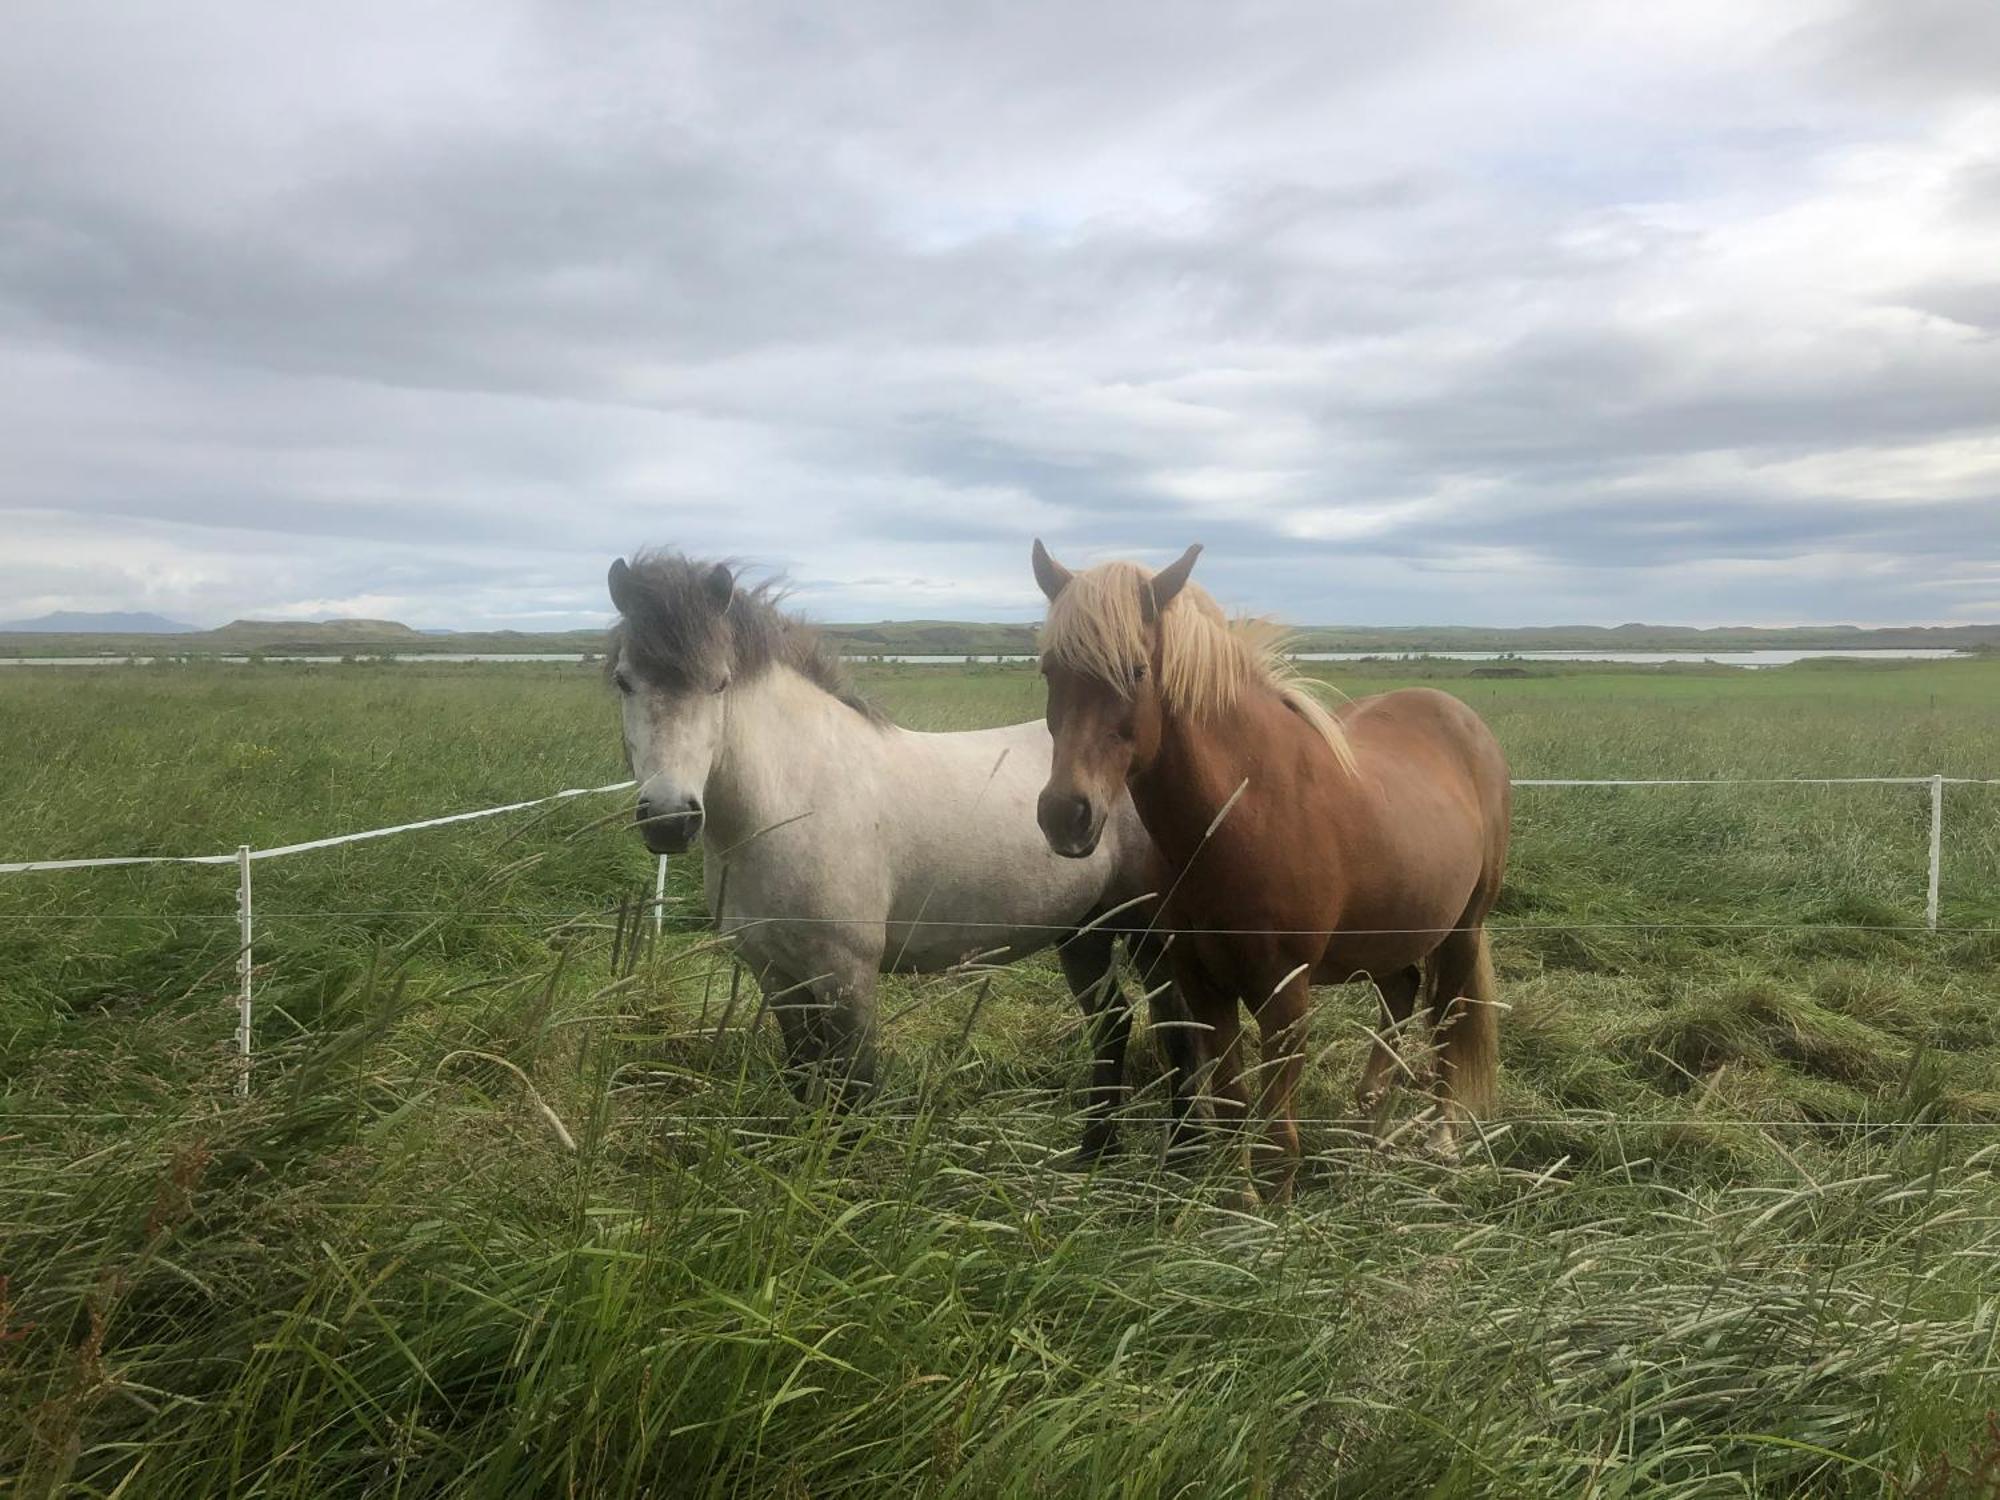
[1430,927,1500,1116]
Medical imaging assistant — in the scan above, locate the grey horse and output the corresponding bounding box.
[606,550,1185,1161]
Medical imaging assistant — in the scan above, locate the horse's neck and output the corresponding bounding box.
[1131,709,1237,858]
[1132,693,1297,866]
[703,667,875,847]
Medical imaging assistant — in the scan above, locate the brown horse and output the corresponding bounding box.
[1029,540,1511,1202]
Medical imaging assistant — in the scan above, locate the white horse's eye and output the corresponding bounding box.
[614,671,635,694]
[712,677,729,695]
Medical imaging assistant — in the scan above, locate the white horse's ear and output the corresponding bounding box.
[1147,544,1202,620]
[1031,538,1073,601]
[704,563,735,611]
[608,558,639,616]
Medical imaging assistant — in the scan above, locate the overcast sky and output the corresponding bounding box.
[3,2,1997,629]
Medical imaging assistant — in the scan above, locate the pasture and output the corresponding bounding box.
[4,657,2000,1497]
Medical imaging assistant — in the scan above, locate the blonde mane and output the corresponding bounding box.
[1042,561,1357,774]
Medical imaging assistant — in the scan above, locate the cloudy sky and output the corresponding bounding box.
[3,1,1997,629]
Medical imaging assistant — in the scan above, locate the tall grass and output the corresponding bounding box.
[4,657,2000,1496]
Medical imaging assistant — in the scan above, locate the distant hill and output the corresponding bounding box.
[4,614,1998,659]
[821,620,1039,656]
[0,617,611,658]
[0,610,197,634]
[203,618,433,647]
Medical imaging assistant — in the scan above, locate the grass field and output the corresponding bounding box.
[4,657,2000,1497]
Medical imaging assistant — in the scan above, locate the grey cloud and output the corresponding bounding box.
[1901,279,2000,335]
[2,0,1997,629]
[1807,0,2000,102]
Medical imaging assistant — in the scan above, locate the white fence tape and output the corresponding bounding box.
[0,778,639,873]
[4,772,1996,1091]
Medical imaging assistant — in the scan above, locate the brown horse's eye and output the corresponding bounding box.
[1130,663,1147,684]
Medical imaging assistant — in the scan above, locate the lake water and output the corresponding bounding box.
[0,647,1972,669]
[1299,648,1969,667]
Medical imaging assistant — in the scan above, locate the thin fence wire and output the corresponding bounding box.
[1,912,1998,936]
[1513,776,2000,786]
[5,1109,1997,1131]
[6,771,1998,1096]
[5,774,1998,875]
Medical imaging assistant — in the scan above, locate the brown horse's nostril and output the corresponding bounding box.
[1037,788,1094,850]
[1063,797,1090,841]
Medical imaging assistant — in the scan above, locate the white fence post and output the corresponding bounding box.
[236,844,254,1096]
[1926,774,1943,933]
[654,854,668,941]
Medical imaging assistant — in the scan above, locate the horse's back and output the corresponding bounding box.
[1314,687,1511,958]
[1340,686,1503,769]
[1340,688,1508,821]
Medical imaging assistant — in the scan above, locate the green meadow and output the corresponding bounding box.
[4,657,1999,1497]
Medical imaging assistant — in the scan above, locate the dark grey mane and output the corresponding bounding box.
[608,551,887,725]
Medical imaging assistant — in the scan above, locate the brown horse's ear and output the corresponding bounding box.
[703,563,734,611]
[607,558,639,616]
[1147,544,1202,620]
[1031,538,1073,601]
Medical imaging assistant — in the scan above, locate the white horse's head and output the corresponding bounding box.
[607,554,736,854]
[606,551,885,855]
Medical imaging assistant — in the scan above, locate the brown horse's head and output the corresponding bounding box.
[1030,538,1201,857]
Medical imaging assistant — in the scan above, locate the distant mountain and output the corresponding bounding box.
[0,610,198,634]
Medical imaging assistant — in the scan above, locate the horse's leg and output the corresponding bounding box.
[1193,986,1256,1203]
[1161,953,1234,1167]
[1129,934,1199,1147]
[1054,926,1132,1166]
[763,967,822,1105]
[816,965,883,1110]
[761,936,884,1113]
[1424,924,1501,1158]
[755,960,849,1107]
[1356,964,1423,1128]
[1252,971,1312,1206]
